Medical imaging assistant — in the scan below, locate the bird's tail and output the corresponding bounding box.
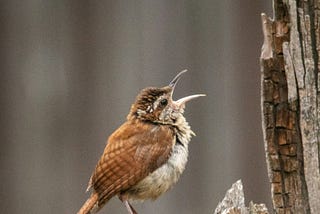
[77,192,99,214]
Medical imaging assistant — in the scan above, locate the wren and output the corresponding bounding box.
[77,70,205,214]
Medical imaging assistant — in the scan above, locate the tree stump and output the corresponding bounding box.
[260,0,320,213]
[214,0,320,213]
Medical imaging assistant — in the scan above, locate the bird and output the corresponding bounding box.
[77,70,205,214]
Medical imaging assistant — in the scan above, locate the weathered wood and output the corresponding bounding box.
[261,0,320,213]
[213,180,268,214]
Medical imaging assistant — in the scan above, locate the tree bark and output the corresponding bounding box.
[260,0,320,213]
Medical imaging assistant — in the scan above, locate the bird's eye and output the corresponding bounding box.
[160,98,168,106]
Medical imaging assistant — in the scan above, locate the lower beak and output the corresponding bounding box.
[173,94,206,109]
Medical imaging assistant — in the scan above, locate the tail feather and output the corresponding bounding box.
[77,192,99,214]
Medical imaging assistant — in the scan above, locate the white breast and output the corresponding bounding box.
[126,116,194,201]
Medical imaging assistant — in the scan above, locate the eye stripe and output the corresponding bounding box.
[153,95,167,110]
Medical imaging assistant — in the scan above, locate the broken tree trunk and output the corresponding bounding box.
[260,0,320,213]
[214,0,320,213]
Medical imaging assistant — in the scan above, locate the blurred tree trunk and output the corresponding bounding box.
[260,0,320,213]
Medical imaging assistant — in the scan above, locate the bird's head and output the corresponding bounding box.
[128,70,206,125]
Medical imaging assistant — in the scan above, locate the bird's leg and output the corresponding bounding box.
[119,195,138,214]
[123,200,138,214]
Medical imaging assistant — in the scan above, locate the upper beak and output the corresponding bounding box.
[169,70,206,109]
[169,69,187,89]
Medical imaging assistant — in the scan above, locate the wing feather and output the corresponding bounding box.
[89,120,175,207]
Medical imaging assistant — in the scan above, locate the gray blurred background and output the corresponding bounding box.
[0,1,272,213]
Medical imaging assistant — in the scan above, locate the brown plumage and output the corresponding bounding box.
[77,70,205,214]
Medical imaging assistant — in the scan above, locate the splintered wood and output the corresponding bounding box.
[260,0,320,213]
[214,180,268,214]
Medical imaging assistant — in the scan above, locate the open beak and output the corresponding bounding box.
[169,70,206,109]
[169,69,188,89]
